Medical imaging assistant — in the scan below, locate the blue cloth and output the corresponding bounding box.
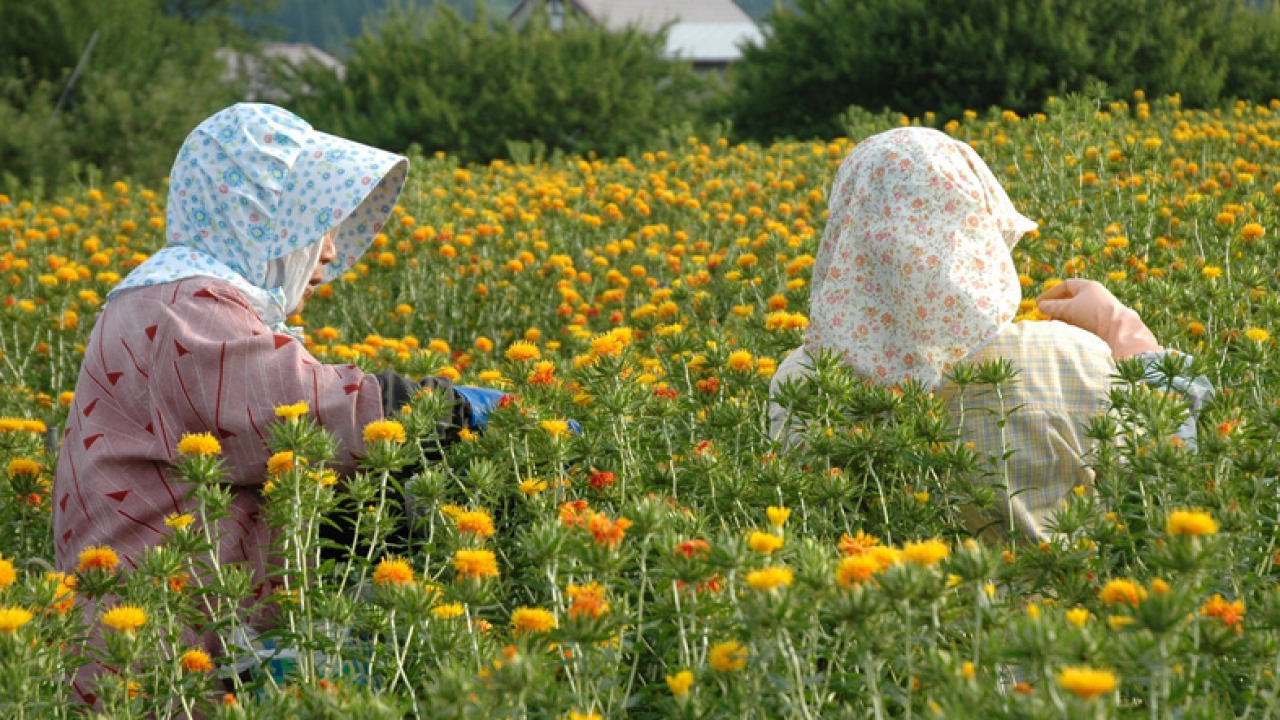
[452,387,581,434]
[453,386,508,429]
[1134,349,1215,451]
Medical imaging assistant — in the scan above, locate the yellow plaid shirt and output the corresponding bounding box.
[772,320,1147,541]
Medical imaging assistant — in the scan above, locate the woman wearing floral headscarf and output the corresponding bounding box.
[770,127,1210,541]
[52,104,499,704]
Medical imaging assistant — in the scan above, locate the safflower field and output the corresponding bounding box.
[4,93,1280,718]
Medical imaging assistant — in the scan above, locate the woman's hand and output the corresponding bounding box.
[1036,278,1162,359]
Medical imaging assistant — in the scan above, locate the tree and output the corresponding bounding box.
[0,0,266,190]
[725,0,1280,143]
[288,4,708,161]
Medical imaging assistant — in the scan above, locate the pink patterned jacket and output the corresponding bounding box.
[53,277,382,701]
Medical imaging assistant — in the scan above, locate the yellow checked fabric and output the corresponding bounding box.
[771,319,1115,541]
[932,320,1115,540]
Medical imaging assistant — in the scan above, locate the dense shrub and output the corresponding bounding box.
[726,0,1280,142]
[288,5,711,162]
[0,0,244,192]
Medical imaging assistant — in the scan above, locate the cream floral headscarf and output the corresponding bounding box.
[805,127,1036,389]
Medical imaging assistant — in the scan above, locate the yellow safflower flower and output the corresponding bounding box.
[6,458,40,477]
[1057,667,1118,700]
[870,546,903,572]
[0,607,34,634]
[505,341,541,362]
[511,607,557,635]
[666,670,694,696]
[101,605,147,633]
[709,641,748,672]
[1166,510,1218,536]
[363,419,407,444]
[0,556,15,590]
[1066,608,1090,628]
[274,402,309,420]
[431,603,466,619]
[766,506,790,527]
[176,432,221,456]
[541,419,571,437]
[745,566,793,591]
[726,350,754,372]
[519,479,548,496]
[747,531,784,554]
[164,513,195,530]
[903,539,950,567]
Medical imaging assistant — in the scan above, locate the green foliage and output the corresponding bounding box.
[726,0,1280,142]
[288,4,711,162]
[0,0,252,192]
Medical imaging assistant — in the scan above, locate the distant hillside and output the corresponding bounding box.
[256,0,791,55]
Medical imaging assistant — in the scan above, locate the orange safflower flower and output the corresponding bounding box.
[373,558,415,587]
[453,549,500,580]
[836,555,881,588]
[1200,594,1245,628]
[266,451,297,476]
[1099,579,1146,606]
[586,512,633,549]
[566,582,609,619]
[839,530,881,556]
[559,500,590,527]
[77,545,119,572]
[47,572,76,614]
[180,648,214,673]
[454,509,496,538]
[527,360,556,386]
[674,539,710,559]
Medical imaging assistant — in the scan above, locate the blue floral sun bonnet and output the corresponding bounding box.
[108,103,409,329]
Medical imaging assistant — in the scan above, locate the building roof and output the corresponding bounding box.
[509,0,762,64]
[217,42,346,102]
[665,23,764,64]
[571,0,755,32]
[260,42,346,78]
